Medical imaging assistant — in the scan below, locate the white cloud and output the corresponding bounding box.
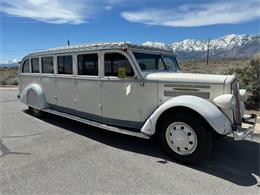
[0,0,98,24]
[121,0,260,27]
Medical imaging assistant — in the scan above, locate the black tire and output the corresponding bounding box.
[212,131,227,139]
[29,106,43,117]
[159,112,212,164]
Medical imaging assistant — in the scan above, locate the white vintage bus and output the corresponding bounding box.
[18,42,256,164]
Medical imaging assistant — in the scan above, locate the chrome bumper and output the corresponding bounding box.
[233,114,257,140]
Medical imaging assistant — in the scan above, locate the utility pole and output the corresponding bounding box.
[67,39,70,46]
[206,37,210,65]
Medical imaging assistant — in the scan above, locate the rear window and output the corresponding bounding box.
[31,58,39,73]
[78,54,98,76]
[42,57,54,74]
[22,59,30,73]
[57,55,73,74]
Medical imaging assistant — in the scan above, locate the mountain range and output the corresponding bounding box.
[1,34,259,67]
[0,59,19,67]
[143,34,259,60]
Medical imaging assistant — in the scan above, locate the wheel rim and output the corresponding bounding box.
[165,122,198,155]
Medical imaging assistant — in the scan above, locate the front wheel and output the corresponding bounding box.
[159,113,212,164]
[29,106,43,117]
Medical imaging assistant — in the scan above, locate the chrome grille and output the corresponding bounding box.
[231,80,242,125]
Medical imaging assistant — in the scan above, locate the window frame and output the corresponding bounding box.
[102,50,137,79]
[41,56,54,74]
[57,55,73,75]
[31,57,40,74]
[21,58,30,73]
[76,52,100,78]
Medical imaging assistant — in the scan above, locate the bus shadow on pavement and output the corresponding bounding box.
[28,111,260,187]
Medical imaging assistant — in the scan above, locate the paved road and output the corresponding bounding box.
[0,88,260,194]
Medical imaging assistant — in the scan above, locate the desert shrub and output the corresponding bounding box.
[228,57,260,109]
[0,67,19,86]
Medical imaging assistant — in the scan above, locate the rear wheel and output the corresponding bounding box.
[159,112,212,164]
[29,106,43,117]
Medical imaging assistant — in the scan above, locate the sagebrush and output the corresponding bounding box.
[228,57,260,109]
[0,67,19,85]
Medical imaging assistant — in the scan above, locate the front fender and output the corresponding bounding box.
[141,95,232,136]
[20,83,48,109]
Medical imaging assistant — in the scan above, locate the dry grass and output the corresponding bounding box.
[0,67,19,86]
[179,58,249,74]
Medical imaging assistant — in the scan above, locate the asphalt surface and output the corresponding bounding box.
[0,88,260,194]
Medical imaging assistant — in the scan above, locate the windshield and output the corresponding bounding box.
[133,52,180,72]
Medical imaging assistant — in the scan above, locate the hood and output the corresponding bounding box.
[145,72,235,84]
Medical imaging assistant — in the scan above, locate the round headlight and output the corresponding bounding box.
[213,94,236,109]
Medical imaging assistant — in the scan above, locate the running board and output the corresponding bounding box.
[43,108,150,139]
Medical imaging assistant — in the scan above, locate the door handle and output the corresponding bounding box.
[98,81,104,86]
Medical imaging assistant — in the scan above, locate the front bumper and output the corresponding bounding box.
[233,114,257,140]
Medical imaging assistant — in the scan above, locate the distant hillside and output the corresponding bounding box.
[0,59,19,67]
[0,63,19,68]
[144,34,260,59]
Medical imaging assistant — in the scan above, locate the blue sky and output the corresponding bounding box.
[0,0,259,63]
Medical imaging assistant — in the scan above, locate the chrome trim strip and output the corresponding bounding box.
[164,84,210,88]
[171,88,201,92]
[164,90,210,99]
[231,80,242,125]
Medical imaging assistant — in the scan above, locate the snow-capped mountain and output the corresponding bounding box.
[0,59,19,67]
[1,34,259,66]
[144,34,259,59]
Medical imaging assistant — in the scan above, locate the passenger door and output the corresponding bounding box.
[40,56,58,105]
[55,55,76,109]
[100,51,142,128]
[74,52,102,118]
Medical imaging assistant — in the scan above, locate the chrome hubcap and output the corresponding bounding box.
[165,122,197,155]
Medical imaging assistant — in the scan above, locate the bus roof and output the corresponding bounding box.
[27,42,174,57]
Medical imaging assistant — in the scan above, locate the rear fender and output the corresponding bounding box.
[20,83,47,109]
[141,95,232,136]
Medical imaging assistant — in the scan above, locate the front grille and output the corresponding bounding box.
[231,80,242,125]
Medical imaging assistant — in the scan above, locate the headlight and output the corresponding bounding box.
[213,94,236,109]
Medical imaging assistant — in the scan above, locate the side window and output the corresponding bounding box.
[31,58,39,73]
[42,57,54,74]
[57,55,73,74]
[22,59,30,73]
[78,54,98,76]
[104,53,134,77]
